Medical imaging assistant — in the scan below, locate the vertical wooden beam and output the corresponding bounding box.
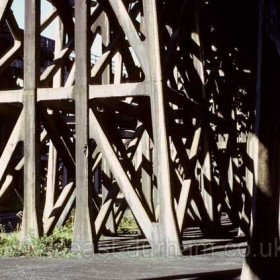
[100,12,116,234]
[241,0,280,278]
[113,52,122,84]
[43,140,57,222]
[21,0,42,241]
[43,17,63,223]
[101,12,110,85]
[141,130,153,215]
[143,0,181,256]
[241,0,264,276]
[72,0,96,254]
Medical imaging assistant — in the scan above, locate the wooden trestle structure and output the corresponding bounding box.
[0,0,280,278]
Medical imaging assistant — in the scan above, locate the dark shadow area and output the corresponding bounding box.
[97,220,247,256]
[98,234,151,253]
[0,212,21,233]
[139,268,241,280]
[182,239,246,256]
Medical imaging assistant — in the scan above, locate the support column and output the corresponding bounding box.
[100,13,116,234]
[143,0,181,256]
[43,16,63,223]
[43,141,57,222]
[21,0,42,241]
[72,0,96,254]
[241,0,280,278]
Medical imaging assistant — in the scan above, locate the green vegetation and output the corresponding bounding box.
[0,218,73,257]
[0,210,139,257]
[117,213,139,234]
[0,227,72,257]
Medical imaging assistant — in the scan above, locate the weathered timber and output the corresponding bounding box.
[1,0,279,274]
[72,0,97,254]
[143,0,181,256]
[21,0,42,240]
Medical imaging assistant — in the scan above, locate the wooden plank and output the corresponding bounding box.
[89,82,149,99]
[241,0,279,278]
[72,0,96,255]
[43,20,64,225]
[113,52,122,84]
[36,83,148,102]
[99,14,117,235]
[43,141,57,223]
[0,90,23,104]
[143,0,181,256]
[21,0,42,240]
[37,87,74,101]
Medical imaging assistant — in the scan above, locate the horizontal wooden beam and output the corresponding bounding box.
[89,82,149,99]
[37,87,74,101]
[0,82,151,104]
[0,90,23,103]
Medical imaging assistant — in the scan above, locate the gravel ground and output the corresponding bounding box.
[0,243,244,280]
[0,215,245,279]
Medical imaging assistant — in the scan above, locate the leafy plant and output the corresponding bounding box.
[117,214,139,234]
[0,221,73,257]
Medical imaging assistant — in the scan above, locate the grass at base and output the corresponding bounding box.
[0,225,73,257]
[0,210,139,257]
